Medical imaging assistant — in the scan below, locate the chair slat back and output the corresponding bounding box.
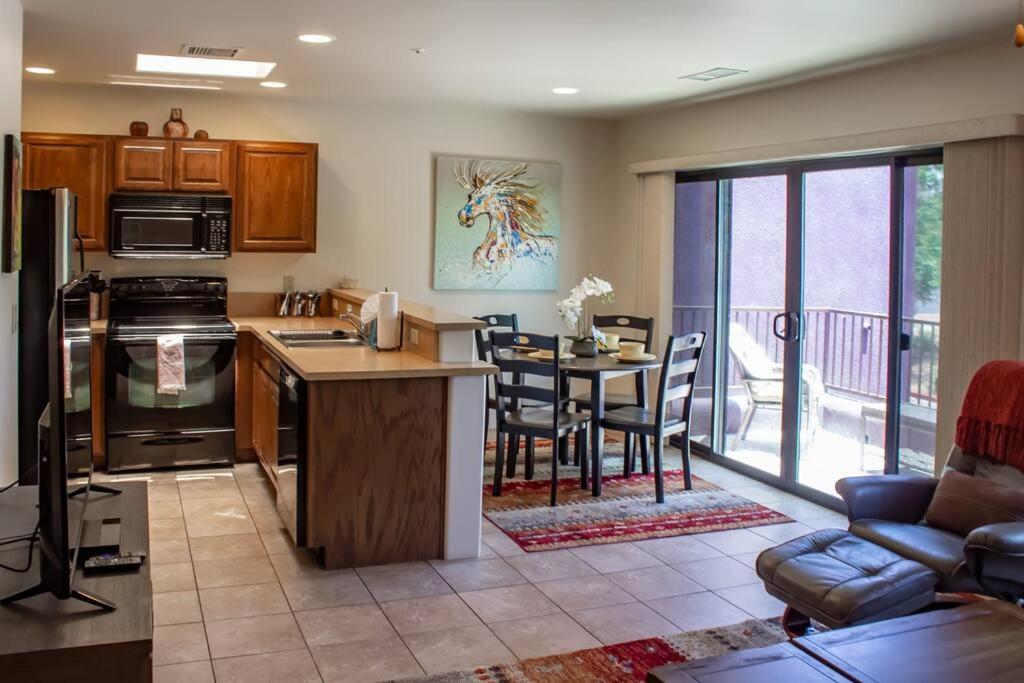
[489,331,562,428]
[475,314,521,404]
[475,313,519,331]
[655,332,707,429]
[593,314,655,351]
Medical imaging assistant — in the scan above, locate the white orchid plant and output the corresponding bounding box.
[556,275,615,341]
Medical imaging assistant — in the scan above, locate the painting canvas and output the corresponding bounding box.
[434,155,560,290]
[2,134,22,273]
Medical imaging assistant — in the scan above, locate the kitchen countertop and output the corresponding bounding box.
[232,316,494,382]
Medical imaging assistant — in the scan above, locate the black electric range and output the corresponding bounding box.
[105,276,237,472]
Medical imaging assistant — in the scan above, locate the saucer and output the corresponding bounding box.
[610,352,657,363]
[529,350,576,361]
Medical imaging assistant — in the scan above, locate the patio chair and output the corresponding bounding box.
[727,322,823,440]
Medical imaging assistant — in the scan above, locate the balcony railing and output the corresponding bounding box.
[673,305,939,408]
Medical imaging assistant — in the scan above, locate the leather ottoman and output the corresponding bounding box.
[756,528,939,632]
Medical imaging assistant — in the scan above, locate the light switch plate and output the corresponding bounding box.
[331,299,339,312]
[283,275,295,292]
[410,327,419,346]
[346,303,353,313]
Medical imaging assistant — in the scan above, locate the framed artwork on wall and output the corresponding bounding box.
[433,155,560,290]
[2,134,23,273]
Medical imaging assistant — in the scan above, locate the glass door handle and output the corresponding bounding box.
[773,312,802,342]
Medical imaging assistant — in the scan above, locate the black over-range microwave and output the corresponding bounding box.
[109,193,231,259]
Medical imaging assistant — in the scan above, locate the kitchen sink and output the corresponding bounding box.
[270,329,367,348]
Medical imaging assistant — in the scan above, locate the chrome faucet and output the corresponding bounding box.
[340,312,369,341]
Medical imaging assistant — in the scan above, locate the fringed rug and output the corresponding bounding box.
[483,439,791,552]
[399,618,786,682]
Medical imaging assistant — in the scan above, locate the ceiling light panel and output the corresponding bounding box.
[552,87,579,95]
[25,66,56,74]
[260,81,287,88]
[679,67,747,82]
[110,81,222,90]
[136,53,276,79]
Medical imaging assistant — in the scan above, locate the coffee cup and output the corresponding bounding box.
[619,341,645,358]
[602,332,620,350]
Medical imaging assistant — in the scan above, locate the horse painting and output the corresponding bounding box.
[452,160,558,282]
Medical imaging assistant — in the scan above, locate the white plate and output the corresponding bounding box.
[528,350,576,361]
[610,352,657,363]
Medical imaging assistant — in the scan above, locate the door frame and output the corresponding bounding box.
[676,149,943,511]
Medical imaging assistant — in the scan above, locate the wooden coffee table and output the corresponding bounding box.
[648,601,1024,682]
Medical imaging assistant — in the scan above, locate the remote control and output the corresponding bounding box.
[83,552,146,574]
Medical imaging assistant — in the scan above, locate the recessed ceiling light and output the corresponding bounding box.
[411,47,427,54]
[679,67,747,82]
[552,87,578,95]
[260,81,287,88]
[25,67,56,75]
[136,53,276,79]
[109,81,222,91]
[297,34,335,44]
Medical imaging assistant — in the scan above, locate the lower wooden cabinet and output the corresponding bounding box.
[251,359,279,482]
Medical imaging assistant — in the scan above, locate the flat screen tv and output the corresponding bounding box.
[2,274,118,610]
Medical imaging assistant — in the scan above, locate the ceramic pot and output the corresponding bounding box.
[128,121,148,137]
[193,129,209,140]
[163,108,189,138]
[570,339,598,358]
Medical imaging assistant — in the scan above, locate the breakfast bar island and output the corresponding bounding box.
[232,290,492,569]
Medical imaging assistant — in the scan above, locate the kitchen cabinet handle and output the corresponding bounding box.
[181,147,222,153]
[123,145,165,151]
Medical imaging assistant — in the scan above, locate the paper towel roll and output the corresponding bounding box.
[376,291,400,350]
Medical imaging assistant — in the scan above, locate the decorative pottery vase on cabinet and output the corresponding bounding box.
[162,108,189,138]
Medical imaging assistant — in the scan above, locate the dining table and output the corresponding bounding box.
[509,350,662,496]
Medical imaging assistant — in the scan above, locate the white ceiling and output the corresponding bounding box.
[22,0,1013,118]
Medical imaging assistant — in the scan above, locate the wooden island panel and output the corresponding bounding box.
[307,376,447,568]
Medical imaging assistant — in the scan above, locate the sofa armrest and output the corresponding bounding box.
[835,475,939,524]
[965,522,1024,556]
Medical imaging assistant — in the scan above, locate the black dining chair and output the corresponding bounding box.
[572,314,655,476]
[600,332,706,503]
[474,314,537,479]
[489,331,590,506]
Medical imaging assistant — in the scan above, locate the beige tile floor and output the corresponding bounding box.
[121,451,849,683]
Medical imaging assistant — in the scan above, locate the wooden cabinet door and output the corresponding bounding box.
[21,133,112,251]
[234,141,317,252]
[114,138,172,191]
[172,140,232,192]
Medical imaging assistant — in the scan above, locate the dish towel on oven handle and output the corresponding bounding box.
[157,334,187,395]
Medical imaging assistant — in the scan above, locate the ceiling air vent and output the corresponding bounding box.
[179,44,245,59]
[679,67,747,82]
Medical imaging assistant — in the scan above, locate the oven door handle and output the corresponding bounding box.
[108,334,238,343]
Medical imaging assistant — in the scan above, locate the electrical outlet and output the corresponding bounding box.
[331,299,339,313]
[410,327,419,346]
[283,275,295,291]
[346,303,353,313]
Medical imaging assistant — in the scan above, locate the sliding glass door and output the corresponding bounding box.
[673,151,943,506]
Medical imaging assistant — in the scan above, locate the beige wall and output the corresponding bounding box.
[606,37,1024,311]
[0,0,22,482]
[22,82,613,333]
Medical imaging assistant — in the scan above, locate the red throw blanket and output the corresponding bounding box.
[955,360,1024,469]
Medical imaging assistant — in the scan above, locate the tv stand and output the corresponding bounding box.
[1,583,115,610]
[69,483,121,498]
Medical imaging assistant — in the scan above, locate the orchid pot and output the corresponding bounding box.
[556,275,615,357]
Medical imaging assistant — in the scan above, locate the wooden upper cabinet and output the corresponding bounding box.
[22,133,112,251]
[234,141,317,252]
[173,140,232,192]
[114,138,172,191]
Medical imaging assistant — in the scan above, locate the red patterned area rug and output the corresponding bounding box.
[398,618,786,682]
[482,439,791,552]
